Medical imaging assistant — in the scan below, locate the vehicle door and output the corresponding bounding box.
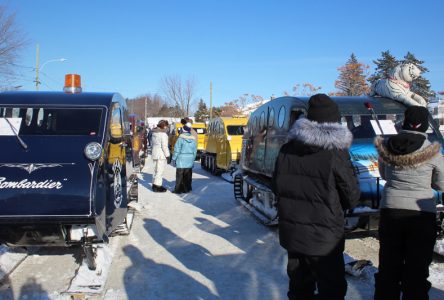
[217,121,229,169]
[106,103,128,233]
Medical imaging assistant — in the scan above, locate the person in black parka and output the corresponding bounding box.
[272,94,360,300]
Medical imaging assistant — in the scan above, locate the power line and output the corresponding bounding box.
[6,62,35,70]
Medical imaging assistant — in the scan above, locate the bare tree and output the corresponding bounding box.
[126,93,168,119]
[232,93,264,109]
[161,75,196,117]
[219,100,242,117]
[284,82,322,96]
[0,5,27,85]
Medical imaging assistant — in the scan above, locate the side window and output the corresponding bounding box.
[278,105,286,128]
[110,103,123,140]
[268,108,275,127]
[260,111,265,129]
[111,104,122,125]
[25,108,33,126]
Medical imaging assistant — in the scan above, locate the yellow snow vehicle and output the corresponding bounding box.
[169,122,207,159]
[200,116,248,174]
[191,122,207,158]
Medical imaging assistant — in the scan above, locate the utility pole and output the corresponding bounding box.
[35,44,40,91]
[144,97,147,124]
[34,44,67,91]
[209,81,213,120]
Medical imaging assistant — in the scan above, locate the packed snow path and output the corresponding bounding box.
[0,158,443,299]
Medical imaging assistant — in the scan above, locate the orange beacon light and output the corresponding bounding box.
[64,74,82,93]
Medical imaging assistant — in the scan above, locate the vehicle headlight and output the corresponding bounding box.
[84,142,102,161]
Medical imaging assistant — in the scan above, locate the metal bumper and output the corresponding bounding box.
[0,216,96,246]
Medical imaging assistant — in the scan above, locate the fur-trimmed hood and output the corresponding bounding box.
[288,117,353,150]
[178,132,195,142]
[151,127,168,133]
[374,136,441,168]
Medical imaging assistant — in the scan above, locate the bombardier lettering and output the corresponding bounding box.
[0,177,63,189]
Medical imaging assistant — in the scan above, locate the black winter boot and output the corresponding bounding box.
[153,184,167,193]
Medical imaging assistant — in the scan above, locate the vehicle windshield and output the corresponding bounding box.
[341,113,442,143]
[227,125,244,135]
[0,107,103,136]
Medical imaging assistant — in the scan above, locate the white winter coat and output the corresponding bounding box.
[151,128,170,160]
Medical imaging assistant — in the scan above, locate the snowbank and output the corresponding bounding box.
[435,238,444,256]
[0,245,27,281]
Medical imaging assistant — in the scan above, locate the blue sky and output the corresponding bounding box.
[4,0,444,107]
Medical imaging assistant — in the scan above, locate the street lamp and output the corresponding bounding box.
[35,58,67,90]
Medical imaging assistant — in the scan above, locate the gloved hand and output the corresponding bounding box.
[171,159,176,167]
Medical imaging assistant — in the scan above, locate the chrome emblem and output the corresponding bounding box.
[0,163,64,174]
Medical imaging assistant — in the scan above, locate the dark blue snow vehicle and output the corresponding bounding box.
[0,90,139,269]
[234,96,444,234]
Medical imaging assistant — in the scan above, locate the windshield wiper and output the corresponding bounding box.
[4,118,28,149]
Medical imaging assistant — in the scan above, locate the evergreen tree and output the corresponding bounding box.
[368,50,399,84]
[401,52,435,99]
[194,99,209,122]
[334,53,370,96]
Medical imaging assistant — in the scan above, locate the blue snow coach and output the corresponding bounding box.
[0,83,139,269]
[234,96,444,234]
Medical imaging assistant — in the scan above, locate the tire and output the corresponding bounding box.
[210,156,217,175]
[242,180,252,201]
[200,154,206,169]
[83,245,97,270]
[112,171,123,208]
[128,177,138,202]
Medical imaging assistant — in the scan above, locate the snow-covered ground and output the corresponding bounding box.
[0,158,443,299]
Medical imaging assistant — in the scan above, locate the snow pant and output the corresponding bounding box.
[174,168,192,193]
[287,239,347,300]
[152,158,167,186]
[374,208,437,300]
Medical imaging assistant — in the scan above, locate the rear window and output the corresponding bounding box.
[0,107,103,136]
[194,128,207,134]
[227,125,244,135]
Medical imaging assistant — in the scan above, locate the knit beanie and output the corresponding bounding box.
[402,106,429,133]
[306,94,340,123]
